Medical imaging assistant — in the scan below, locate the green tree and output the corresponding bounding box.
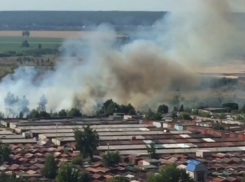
[157,104,169,114]
[56,163,90,182]
[74,126,99,160]
[242,174,245,182]
[216,114,226,119]
[68,108,82,117]
[128,109,136,115]
[191,109,199,115]
[38,44,42,49]
[102,151,121,167]
[145,109,162,120]
[106,176,129,182]
[146,163,194,182]
[59,109,67,117]
[22,40,29,47]
[19,111,23,118]
[0,142,11,164]
[179,104,184,112]
[41,154,57,179]
[0,172,26,182]
[119,103,136,115]
[72,155,83,165]
[212,122,225,131]
[51,112,59,118]
[39,111,51,119]
[146,142,157,159]
[236,115,244,121]
[106,102,119,114]
[27,109,39,118]
[222,102,239,111]
[96,99,136,115]
[0,112,4,118]
[170,96,180,107]
[241,104,245,113]
[26,31,30,37]
[179,112,192,120]
[172,111,177,119]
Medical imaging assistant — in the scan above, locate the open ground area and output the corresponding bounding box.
[0,31,92,38]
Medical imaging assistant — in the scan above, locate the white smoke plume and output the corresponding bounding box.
[0,0,245,114]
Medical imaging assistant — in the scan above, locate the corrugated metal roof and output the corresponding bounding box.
[203,138,215,142]
[18,124,155,130]
[180,134,190,138]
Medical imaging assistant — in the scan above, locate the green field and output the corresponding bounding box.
[0,36,64,52]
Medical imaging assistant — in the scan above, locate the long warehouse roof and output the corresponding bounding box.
[119,146,245,155]
[31,127,151,133]
[17,124,153,130]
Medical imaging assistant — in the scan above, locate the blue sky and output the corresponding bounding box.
[0,0,244,11]
[0,0,183,11]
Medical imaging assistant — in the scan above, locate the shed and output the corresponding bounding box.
[186,160,207,182]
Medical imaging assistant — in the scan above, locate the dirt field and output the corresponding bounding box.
[0,31,117,38]
[194,61,245,75]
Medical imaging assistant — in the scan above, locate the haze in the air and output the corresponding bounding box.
[1,0,245,11]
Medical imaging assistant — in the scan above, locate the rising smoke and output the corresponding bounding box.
[0,0,245,114]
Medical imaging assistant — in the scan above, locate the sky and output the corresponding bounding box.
[0,0,245,11]
[0,0,174,11]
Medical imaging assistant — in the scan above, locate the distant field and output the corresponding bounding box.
[0,31,124,38]
[0,36,63,52]
[0,31,88,38]
[0,31,127,53]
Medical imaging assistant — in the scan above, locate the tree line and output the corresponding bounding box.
[0,11,166,31]
[5,92,245,122]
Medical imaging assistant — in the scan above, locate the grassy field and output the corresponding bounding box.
[0,30,127,53]
[0,31,87,38]
[0,36,64,52]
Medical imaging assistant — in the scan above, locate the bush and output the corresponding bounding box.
[0,142,11,164]
[222,102,239,111]
[157,104,169,114]
[0,53,11,57]
[41,154,57,179]
[212,122,225,130]
[22,40,29,47]
[102,151,121,167]
[179,112,192,120]
[56,163,90,182]
[145,109,162,120]
[106,176,129,182]
[72,155,83,165]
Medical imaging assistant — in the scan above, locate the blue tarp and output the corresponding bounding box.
[186,160,201,172]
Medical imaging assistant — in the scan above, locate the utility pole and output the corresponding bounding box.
[107,143,110,152]
[56,123,57,146]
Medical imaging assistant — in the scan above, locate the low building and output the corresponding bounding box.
[186,160,207,182]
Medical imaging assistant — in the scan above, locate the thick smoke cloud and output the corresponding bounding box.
[0,0,245,114]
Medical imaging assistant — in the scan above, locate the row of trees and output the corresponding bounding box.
[7,96,243,121]
[4,93,48,117]
[96,99,136,115]
[27,108,82,119]
[22,31,30,37]
[145,104,169,120]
